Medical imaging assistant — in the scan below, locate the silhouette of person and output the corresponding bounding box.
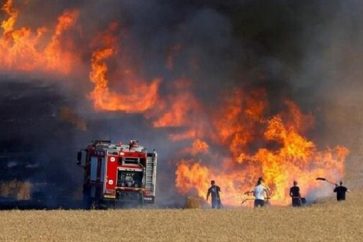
[289,181,301,207]
[206,180,221,208]
[334,181,349,201]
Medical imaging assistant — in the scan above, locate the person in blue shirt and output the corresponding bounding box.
[206,180,221,208]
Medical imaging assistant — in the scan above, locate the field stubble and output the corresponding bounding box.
[1,191,363,242]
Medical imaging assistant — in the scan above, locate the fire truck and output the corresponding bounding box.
[77,140,157,208]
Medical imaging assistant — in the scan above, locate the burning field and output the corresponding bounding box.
[1,0,363,208]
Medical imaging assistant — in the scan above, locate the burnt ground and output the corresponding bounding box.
[0,78,84,209]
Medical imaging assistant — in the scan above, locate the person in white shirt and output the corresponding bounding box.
[253,179,268,207]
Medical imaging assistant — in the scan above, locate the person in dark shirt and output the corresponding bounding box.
[206,180,221,209]
[334,181,348,201]
[289,181,301,207]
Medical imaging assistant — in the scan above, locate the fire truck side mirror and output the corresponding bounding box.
[77,151,82,164]
[77,150,87,167]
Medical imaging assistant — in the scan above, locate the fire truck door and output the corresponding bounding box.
[100,158,106,189]
[100,158,106,181]
[91,157,106,181]
[90,157,98,181]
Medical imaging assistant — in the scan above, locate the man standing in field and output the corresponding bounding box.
[253,179,268,207]
[334,181,349,201]
[289,181,301,207]
[206,180,221,209]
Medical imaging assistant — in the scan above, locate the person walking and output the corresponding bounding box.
[289,181,301,207]
[253,179,268,207]
[206,180,221,208]
[258,177,271,200]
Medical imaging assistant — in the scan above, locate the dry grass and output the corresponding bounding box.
[0,192,362,242]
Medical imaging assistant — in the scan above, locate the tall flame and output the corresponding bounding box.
[89,23,160,113]
[1,0,17,34]
[175,91,349,206]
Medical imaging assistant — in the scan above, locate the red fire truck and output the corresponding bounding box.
[77,140,157,208]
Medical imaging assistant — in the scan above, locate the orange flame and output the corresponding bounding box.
[89,24,160,113]
[44,9,79,73]
[214,89,267,161]
[169,130,199,142]
[1,0,17,34]
[183,139,209,155]
[175,90,349,206]
[152,80,198,127]
[0,0,79,74]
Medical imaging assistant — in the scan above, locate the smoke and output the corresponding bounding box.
[1,0,362,207]
[291,0,363,187]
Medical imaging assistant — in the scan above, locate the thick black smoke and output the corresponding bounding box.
[1,0,362,207]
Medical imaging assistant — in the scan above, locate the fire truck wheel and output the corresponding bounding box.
[82,196,92,209]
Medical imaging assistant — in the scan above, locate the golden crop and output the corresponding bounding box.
[0,192,362,241]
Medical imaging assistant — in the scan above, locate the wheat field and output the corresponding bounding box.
[0,191,362,242]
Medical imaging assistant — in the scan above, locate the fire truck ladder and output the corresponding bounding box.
[145,152,157,195]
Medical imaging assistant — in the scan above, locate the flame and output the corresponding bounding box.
[183,139,209,155]
[0,0,79,74]
[1,0,17,34]
[169,130,198,142]
[44,9,79,73]
[214,89,267,161]
[175,90,349,206]
[89,23,160,113]
[176,161,211,195]
[152,80,198,127]
[147,79,208,142]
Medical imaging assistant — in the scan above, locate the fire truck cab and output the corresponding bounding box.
[77,140,157,208]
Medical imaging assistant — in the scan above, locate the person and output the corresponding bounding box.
[206,180,221,208]
[253,179,268,207]
[334,181,349,201]
[128,140,138,150]
[289,181,301,207]
[258,177,271,202]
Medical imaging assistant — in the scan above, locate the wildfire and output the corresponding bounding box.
[0,1,350,207]
[175,92,349,206]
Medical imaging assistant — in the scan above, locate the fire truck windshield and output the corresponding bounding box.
[117,170,143,187]
[122,157,139,164]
